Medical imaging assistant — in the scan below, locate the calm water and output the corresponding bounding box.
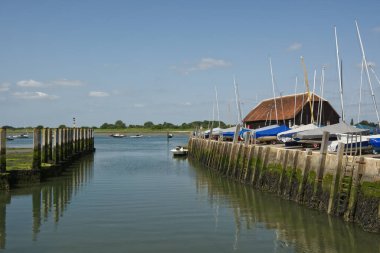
[1,135,379,253]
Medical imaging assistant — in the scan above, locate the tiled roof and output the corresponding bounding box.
[243,92,324,122]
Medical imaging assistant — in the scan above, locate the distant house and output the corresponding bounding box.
[243,92,340,129]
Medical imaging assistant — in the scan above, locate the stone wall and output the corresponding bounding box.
[188,137,380,233]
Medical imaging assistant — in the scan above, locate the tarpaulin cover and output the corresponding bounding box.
[253,125,290,138]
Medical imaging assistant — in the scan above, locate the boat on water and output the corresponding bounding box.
[110,133,126,138]
[6,136,14,141]
[167,133,173,138]
[170,146,188,156]
[130,134,143,138]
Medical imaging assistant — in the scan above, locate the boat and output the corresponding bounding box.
[130,134,143,138]
[167,133,173,138]
[170,146,188,156]
[6,136,14,141]
[277,123,319,144]
[110,133,126,138]
[252,124,290,144]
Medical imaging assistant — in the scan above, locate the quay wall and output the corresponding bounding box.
[188,137,380,233]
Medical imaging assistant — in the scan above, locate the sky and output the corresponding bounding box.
[0,0,380,127]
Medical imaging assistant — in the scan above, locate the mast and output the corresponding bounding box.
[319,67,325,126]
[300,56,314,123]
[358,59,364,124]
[294,76,298,126]
[233,76,243,125]
[214,86,221,128]
[355,20,380,127]
[334,26,345,122]
[269,57,279,125]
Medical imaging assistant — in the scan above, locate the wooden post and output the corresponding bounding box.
[41,128,49,163]
[47,128,53,162]
[0,128,6,173]
[32,128,42,170]
[328,142,344,214]
[233,124,241,144]
[345,156,365,221]
[58,128,64,162]
[313,131,330,200]
[53,128,59,164]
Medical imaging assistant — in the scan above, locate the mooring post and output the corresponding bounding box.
[79,128,84,153]
[0,128,6,173]
[344,156,365,222]
[73,128,78,154]
[313,131,330,201]
[52,128,59,164]
[47,128,53,162]
[58,128,63,162]
[41,128,49,163]
[328,142,344,214]
[297,149,313,202]
[32,128,42,170]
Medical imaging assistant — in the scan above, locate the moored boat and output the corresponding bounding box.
[110,133,126,138]
[170,146,188,156]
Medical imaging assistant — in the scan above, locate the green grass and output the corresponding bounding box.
[6,148,33,170]
[361,181,380,198]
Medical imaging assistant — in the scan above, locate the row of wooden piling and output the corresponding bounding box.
[188,136,380,232]
[0,127,95,172]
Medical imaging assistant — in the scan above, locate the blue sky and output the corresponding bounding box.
[0,0,379,127]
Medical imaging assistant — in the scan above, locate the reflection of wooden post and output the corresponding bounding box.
[32,128,42,170]
[0,128,6,173]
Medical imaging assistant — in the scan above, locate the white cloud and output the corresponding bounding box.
[52,79,85,86]
[287,42,302,51]
[17,79,44,87]
[13,91,58,100]
[182,102,192,106]
[173,57,231,74]
[0,82,10,92]
[133,103,145,108]
[89,91,110,97]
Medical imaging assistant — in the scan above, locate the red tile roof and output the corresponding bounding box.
[243,92,327,122]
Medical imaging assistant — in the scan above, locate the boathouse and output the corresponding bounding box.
[243,92,340,129]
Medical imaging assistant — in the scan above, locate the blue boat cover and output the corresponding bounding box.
[254,125,290,138]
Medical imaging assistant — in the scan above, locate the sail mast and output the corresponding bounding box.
[215,86,221,128]
[358,59,364,124]
[334,26,345,122]
[233,76,243,125]
[355,20,380,127]
[269,57,279,125]
[294,76,298,126]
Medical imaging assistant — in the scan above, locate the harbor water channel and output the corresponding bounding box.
[0,134,379,252]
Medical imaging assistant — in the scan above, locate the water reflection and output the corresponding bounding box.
[190,160,380,253]
[0,154,94,249]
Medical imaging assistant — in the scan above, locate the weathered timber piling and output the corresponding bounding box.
[188,137,380,233]
[0,129,6,173]
[0,127,95,189]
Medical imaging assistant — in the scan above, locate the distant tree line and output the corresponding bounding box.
[2,119,379,130]
[99,120,229,130]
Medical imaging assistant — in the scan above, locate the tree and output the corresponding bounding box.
[114,120,126,129]
[144,121,154,128]
[58,124,67,128]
